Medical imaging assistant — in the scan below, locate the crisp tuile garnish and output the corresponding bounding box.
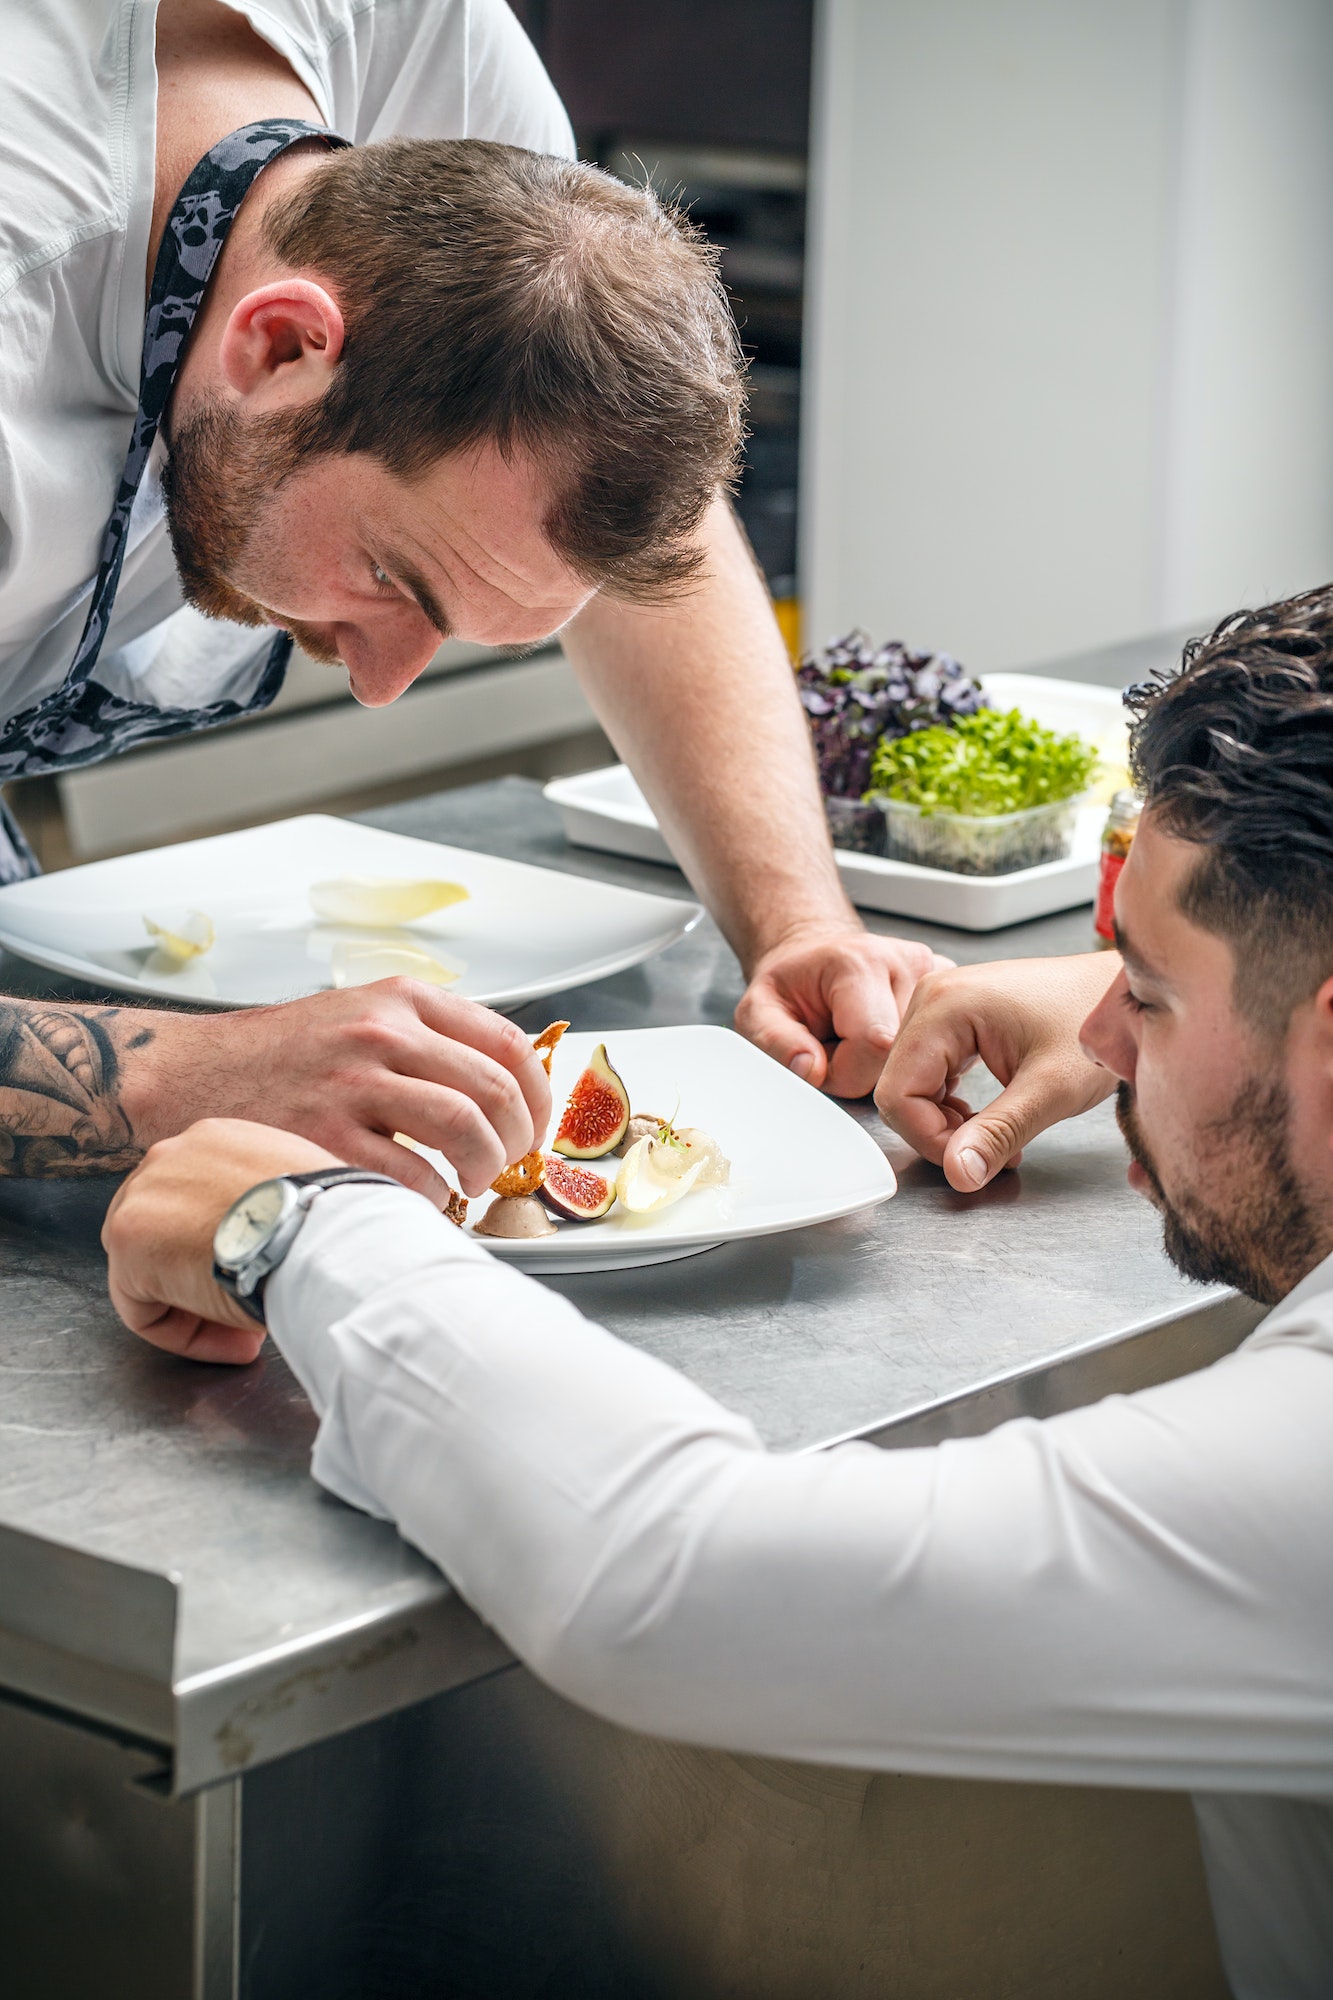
[533,1020,570,1076]
[491,1150,546,1198]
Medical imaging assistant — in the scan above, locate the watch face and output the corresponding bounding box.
[215,1179,290,1268]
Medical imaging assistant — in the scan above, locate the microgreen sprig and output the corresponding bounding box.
[866,708,1098,816]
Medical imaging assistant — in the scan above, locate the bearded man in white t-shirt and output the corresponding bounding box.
[0,0,942,1192]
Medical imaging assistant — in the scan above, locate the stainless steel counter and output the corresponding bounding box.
[0,624,1261,1802]
[0,628,1241,1998]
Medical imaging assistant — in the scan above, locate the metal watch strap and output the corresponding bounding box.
[282,1168,403,1195]
[214,1168,401,1327]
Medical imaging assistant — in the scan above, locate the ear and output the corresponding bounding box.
[1313,974,1333,1031]
[216,279,345,412]
[1305,975,1333,1163]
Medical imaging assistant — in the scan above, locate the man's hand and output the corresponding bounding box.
[563,500,950,1096]
[103,1119,344,1365]
[735,926,954,1097]
[873,954,1122,1188]
[123,979,550,1206]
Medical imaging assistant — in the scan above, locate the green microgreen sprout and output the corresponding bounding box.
[655,1097,685,1149]
[865,707,1099,816]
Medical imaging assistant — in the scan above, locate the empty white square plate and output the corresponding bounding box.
[0,815,702,1010]
[433,1024,897,1274]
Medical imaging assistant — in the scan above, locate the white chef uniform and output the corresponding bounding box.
[0,0,573,725]
[263,1182,1333,2000]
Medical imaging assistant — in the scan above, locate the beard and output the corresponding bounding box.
[1116,1075,1326,1306]
[161,398,343,664]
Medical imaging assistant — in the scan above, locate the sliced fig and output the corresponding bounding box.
[551,1042,630,1158]
[541,1154,615,1222]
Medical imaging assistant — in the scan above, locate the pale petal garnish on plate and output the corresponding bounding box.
[614,1133,708,1214]
[309,877,469,926]
[672,1125,731,1187]
[143,909,215,966]
[329,941,462,988]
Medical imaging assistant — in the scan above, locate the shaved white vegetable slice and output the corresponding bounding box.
[310,876,469,926]
[674,1126,731,1187]
[614,1134,707,1214]
[329,941,461,989]
[143,909,215,964]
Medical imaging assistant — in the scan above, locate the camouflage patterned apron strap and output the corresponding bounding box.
[0,119,349,883]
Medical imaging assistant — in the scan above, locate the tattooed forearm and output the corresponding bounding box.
[0,1003,152,1177]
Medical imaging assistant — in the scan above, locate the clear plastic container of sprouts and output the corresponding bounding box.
[867,706,1099,876]
[823,795,888,856]
[876,795,1080,876]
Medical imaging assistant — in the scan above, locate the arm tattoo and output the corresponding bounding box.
[0,1003,151,1178]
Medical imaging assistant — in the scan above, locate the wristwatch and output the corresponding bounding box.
[212,1167,401,1326]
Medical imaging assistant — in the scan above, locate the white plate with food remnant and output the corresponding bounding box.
[0,816,702,1010]
[414,1024,897,1274]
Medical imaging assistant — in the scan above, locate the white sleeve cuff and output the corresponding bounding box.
[264,1181,496,1513]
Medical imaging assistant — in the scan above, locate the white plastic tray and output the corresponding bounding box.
[544,673,1126,933]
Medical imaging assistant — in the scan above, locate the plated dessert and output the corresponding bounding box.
[472,1024,730,1242]
[400,1022,896,1275]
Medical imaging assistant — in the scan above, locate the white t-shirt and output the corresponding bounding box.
[0,0,573,730]
[267,1185,1333,2000]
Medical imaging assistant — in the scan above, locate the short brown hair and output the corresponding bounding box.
[1128,583,1333,1035]
[262,139,745,599]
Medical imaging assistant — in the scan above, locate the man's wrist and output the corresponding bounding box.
[264,1180,483,1400]
[114,1006,199,1149]
[744,910,865,975]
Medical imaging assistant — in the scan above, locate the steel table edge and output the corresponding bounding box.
[0,1573,515,1797]
[810,1287,1265,1456]
[170,1580,513,1796]
[0,1625,175,1750]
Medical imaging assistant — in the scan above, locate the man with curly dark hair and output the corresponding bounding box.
[105,584,1333,1995]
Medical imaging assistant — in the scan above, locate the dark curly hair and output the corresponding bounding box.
[1128,582,1333,1034]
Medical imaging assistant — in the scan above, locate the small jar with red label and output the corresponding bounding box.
[1094,789,1143,945]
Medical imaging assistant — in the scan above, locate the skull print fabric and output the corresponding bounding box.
[0,120,348,883]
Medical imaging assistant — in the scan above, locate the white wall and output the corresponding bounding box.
[801,0,1333,671]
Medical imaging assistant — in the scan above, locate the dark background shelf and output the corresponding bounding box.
[511,0,815,607]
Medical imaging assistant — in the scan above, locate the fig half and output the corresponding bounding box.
[541,1155,616,1222]
[551,1042,630,1158]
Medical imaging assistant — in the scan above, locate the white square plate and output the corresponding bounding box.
[429,1024,897,1274]
[545,673,1128,932]
[0,815,702,1010]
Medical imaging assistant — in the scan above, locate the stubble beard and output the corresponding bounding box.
[161,399,343,665]
[1116,1074,1327,1306]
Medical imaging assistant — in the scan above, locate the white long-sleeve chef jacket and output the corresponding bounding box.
[266,1184,1333,2000]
